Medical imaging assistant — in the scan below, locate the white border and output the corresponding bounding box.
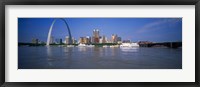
[5,5,195,82]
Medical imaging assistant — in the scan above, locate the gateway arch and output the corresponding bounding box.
[46,18,72,45]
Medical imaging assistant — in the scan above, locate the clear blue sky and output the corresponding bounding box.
[18,18,182,43]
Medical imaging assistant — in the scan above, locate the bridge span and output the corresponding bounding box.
[138,42,182,48]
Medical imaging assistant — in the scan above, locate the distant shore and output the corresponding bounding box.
[18,42,182,48]
[18,42,119,47]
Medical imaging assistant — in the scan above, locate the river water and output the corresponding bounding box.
[18,46,182,69]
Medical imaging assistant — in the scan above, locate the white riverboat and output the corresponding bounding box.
[78,43,86,47]
[86,45,95,47]
[120,43,139,48]
[67,45,74,47]
[78,44,95,47]
[103,45,109,48]
[110,45,119,48]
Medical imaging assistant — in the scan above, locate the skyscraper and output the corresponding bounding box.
[117,37,122,43]
[50,36,54,44]
[79,37,85,44]
[86,36,91,44]
[72,37,76,44]
[92,29,100,43]
[65,36,70,44]
[102,35,107,43]
[59,39,62,45]
[111,34,118,43]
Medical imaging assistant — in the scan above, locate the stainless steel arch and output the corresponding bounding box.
[46,18,72,45]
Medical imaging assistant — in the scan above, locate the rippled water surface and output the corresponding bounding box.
[18,46,182,69]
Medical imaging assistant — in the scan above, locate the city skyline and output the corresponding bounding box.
[47,29,125,44]
[18,18,182,43]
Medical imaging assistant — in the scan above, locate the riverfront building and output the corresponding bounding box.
[86,36,91,44]
[71,37,76,44]
[117,37,122,43]
[111,34,118,43]
[65,36,70,44]
[79,37,90,44]
[102,35,107,43]
[76,29,123,44]
[79,37,84,44]
[92,29,100,43]
[59,39,62,44]
[49,36,54,44]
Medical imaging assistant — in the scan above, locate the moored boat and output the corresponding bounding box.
[78,43,86,47]
[120,43,139,48]
[67,45,74,47]
[86,45,95,47]
[103,45,109,48]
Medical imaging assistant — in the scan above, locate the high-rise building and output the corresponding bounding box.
[111,34,118,43]
[102,35,107,43]
[79,36,90,44]
[65,36,70,44]
[92,29,100,43]
[117,37,121,41]
[86,36,91,44]
[50,36,54,44]
[59,39,62,44]
[74,39,77,44]
[79,37,85,44]
[83,37,87,44]
[117,37,122,43]
[71,37,76,44]
[99,37,102,43]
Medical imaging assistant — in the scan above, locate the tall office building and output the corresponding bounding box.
[83,37,88,44]
[74,40,77,44]
[102,35,107,43]
[117,37,122,43]
[65,36,70,44]
[111,34,118,43]
[79,37,85,44]
[50,36,54,44]
[71,37,76,44]
[92,29,100,43]
[86,36,91,44]
[59,39,62,44]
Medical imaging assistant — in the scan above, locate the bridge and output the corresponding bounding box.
[138,42,182,48]
[46,18,72,46]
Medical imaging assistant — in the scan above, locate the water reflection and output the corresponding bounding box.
[19,46,182,69]
[93,47,101,58]
[120,47,139,52]
[111,48,118,57]
[47,46,53,59]
[78,47,87,52]
[46,46,73,68]
[46,46,53,66]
